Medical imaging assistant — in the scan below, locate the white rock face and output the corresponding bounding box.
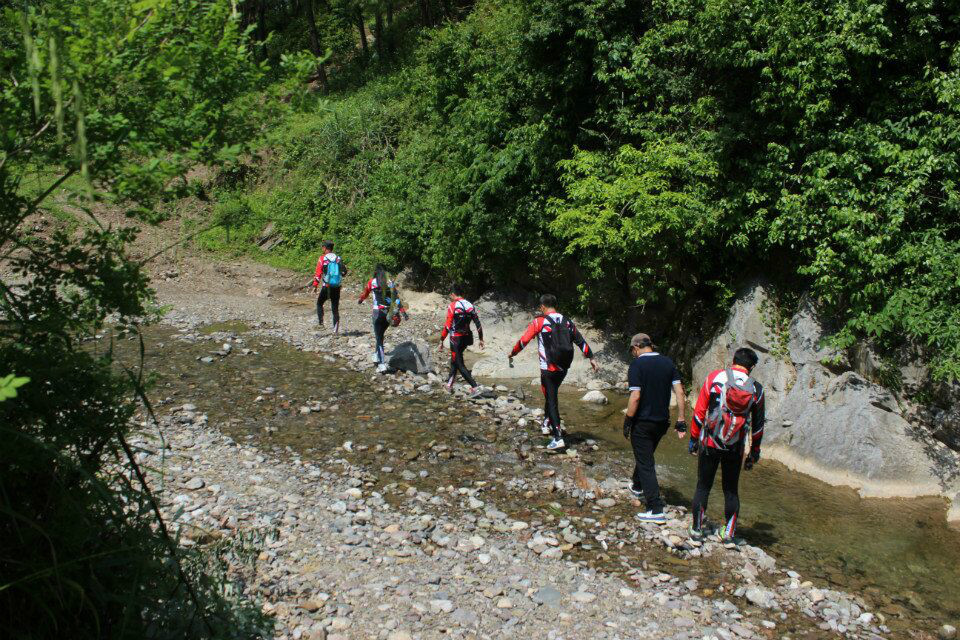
[692,282,959,509]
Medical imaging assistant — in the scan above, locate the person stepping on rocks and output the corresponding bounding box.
[311,241,347,333]
[358,265,407,373]
[509,294,598,452]
[622,333,687,525]
[439,284,485,398]
[688,347,765,543]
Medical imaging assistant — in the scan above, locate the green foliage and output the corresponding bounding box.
[0,374,28,401]
[1,0,268,636]
[205,0,960,380]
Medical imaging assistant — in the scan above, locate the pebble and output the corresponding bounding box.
[185,477,205,490]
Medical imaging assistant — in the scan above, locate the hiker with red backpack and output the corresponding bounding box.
[688,347,766,542]
[509,294,598,452]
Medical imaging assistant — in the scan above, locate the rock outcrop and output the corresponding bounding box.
[692,283,960,521]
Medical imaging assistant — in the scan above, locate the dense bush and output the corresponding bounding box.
[1,1,268,636]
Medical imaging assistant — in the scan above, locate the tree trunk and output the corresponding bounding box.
[303,0,328,90]
[418,0,432,26]
[440,0,452,20]
[257,0,267,43]
[356,10,369,58]
[386,2,395,55]
[374,12,384,60]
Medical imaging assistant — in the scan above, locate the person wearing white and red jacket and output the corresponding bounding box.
[508,294,598,451]
[310,241,348,332]
[439,284,484,397]
[358,265,406,369]
[688,347,766,542]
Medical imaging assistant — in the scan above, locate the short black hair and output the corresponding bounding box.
[539,294,557,308]
[323,241,334,251]
[733,347,759,370]
[451,282,465,296]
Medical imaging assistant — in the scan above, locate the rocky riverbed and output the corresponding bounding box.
[111,273,927,639]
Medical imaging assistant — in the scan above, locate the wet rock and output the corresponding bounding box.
[185,477,205,490]
[942,624,958,640]
[580,390,608,405]
[387,340,433,374]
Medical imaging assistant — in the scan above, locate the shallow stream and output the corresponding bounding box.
[113,324,960,635]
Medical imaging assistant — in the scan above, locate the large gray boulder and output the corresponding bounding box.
[691,283,795,418]
[691,282,960,514]
[388,340,433,374]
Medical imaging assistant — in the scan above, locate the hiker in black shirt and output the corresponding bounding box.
[622,333,687,524]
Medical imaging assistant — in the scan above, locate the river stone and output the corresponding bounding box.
[745,587,777,609]
[941,624,958,640]
[532,585,563,607]
[580,390,608,405]
[387,340,433,374]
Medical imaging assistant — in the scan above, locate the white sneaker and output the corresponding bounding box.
[376,363,388,373]
[546,437,566,451]
[541,419,552,435]
[468,387,484,399]
[444,381,454,393]
[635,510,667,524]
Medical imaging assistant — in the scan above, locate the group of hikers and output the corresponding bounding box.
[310,243,766,542]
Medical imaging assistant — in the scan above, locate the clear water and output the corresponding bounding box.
[115,325,960,634]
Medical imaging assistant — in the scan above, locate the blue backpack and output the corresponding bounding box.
[326,258,342,286]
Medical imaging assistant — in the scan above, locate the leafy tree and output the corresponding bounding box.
[0,1,268,636]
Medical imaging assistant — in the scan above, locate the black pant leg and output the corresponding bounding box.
[373,312,389,363]
[453,339,478,387]
[630,420,669,513]
[719,447,744,536]
[329,286,341,330]
[540,370,566,439]
[691,447,722,531]
[317,287,330,324]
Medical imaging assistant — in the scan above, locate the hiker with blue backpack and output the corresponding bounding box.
[509,294,598,451]
[688,347,766,542]
[311,241,347,333]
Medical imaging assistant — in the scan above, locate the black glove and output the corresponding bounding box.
[744,448,760,470]
[675,420,687,434]
[688,437,699,456]
[623,415,636,440]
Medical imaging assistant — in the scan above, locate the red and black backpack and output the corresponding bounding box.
[703,368,757,449]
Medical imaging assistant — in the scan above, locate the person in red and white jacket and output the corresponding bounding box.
[688,347,765,542]
[509,294,598,451]
[310,241,348,332]
[439,284,485,397]
[358,265,406,370]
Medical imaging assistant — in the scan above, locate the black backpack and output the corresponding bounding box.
[544,315,575,370]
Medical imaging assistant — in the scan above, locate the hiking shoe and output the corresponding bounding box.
[541,418,552,435]
[635,510,667,525]
[687,526,705,541]
[468,387,484,399]
[545,437,566,451]
[376,363,389,374]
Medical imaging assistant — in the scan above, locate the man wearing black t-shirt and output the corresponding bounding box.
[623,333,687,524]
